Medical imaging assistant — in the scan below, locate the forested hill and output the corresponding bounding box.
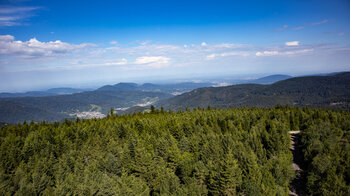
[0,88,89,98]
[249,74,292,84]
[158,72,350,110]
[1,107,349,195]
[0,90,172,124]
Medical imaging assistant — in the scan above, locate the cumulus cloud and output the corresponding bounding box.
[0,35,93,57]
[0,34,14,41]
[201,42,207,46]
[134,56,169,65]
[109,41,118,45]
[1,35,331,73]
[285,41,299,46]
[206,51,249,60]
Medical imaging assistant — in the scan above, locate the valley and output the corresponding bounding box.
[1,73,349,124]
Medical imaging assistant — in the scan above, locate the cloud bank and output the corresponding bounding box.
[0,34,347,74]
[0,35,93,57]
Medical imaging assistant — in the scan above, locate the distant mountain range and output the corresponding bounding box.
[0,81,220,123]
[0,74,293,99]
[97,82,214,94]
[157,72,350,110]
[0,88,91,98]
[248,74,292,84]
[1,73,349,123]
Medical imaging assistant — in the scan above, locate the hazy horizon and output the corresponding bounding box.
[1,0,350,92]
[0,71,347,93]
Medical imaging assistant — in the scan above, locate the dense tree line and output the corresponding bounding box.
[0,106,349,195]
[300,110,350,195]
[158,72,350,111]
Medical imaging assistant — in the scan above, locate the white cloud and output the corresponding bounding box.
[1,35,332,74]
[256,49,313,56]
[0,6,41,26]
[0,16,20,22]
[0,6,40,14]
[104,58,127,66]
[311,19,328,26]
[256,51,279,56]
[212,43,245,48]
[282,49,314,55]
[0,35,93,57]
[206,51,249,60]
[134,56,169,65]
[206,54,216,60]
[133,56,170,69]
[285,41,299,46]
[107,44,181,56]
[110,41,118,45]
[0,34,14,41]
[137,40,151,45]
[201,42,207,46]
[0,17,20,26]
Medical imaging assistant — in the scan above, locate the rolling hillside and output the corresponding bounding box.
[97,82,213,94]
[0,90,172,123]
[158,72,350,110]
[1,73,349,123]
[0,88,90,98]
[249,74,292,84]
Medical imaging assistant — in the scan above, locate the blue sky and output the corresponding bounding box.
[0,0,350,92]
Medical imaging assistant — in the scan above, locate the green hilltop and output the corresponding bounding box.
[158,72,350,110]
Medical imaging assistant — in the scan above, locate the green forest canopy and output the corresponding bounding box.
[1,106,349,195]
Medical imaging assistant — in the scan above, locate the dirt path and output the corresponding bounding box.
[289,131,306,196]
